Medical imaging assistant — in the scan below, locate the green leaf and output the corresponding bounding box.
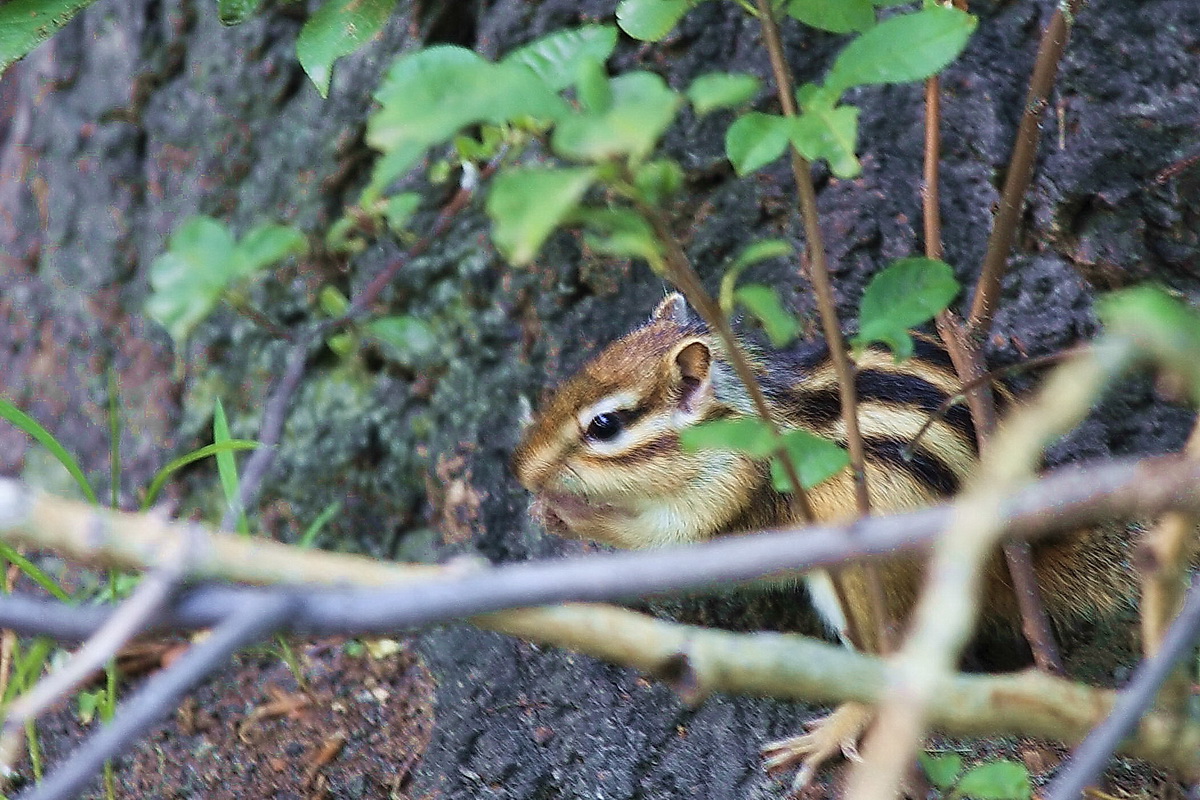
[719,239,794,316]
[501,25,617,91]
[145,216,301,346]
[384,192,421,232]
[145,216,236,345]
[364,140,427,199]
[733,239,793,272]
[365,315,439,367]
[140,440,262,511]
[687,72,761,115]
[486,166,596,264]
[552,71,682,163]
[0,542,71,602]
[6,638,52,700]
[853,257,959,360]
[0,0,96,77]
[918,752,963,790]
[725,112,791,175]
[789,99,861,178]
[579,208,664,270]
[786,0,875,33]
[955,760,1032,800]
[213,399,250,536]
[1097,287,1200,401]
[771,430,849,491]
[369,45,568,159]
[233,224,307,276]
[0,396,97,504]
[633,159,684,205]
[77,689,104,725]
[827,5,977,96]
[735,284,800,347]
[575,59,613,113]
[319,286,350,318]
[616,0,693,41]
[217,0,263,25]
[297,0,399,98]
[299,500,343,548]
[680,417,776,457]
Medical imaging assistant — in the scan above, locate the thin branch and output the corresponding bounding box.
[752,0,890,654]
[222,153,506,528]
[13,594,295,800]
[846,337,1137,799]
[1132,418,1200,724]
[341,153,506,324]
[6,578,1200,778]
[221,335,315,531]
[7,450,1200,631]
[0,565,184,774]
[630,198,818,524]
[1140,420,1200,658]
[906,347,1086,456]
[926,60,1062,674]
[923,76,944,263]
[968,0,1083,334]
[1044,575,1200,800]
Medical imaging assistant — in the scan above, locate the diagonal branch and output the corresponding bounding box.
[1044,574,1200,800]
[631,197,819,525]
[846,337,1138,799]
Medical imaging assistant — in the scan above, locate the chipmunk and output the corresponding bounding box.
[512,292,1135,785]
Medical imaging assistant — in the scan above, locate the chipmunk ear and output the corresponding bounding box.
[652,292,690,325]
[670,339,712,417]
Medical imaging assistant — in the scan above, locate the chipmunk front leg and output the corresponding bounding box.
[762,567,883,791]
[762,702,873,791]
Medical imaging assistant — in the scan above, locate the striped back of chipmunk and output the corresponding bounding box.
[759,336,1007,520]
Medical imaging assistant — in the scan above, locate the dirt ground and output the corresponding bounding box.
[25,635,435,800]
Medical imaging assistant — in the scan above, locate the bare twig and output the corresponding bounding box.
[15,589,1200,787]
[221,335,314,531]
[7,449,1200,631]
[0,563,18,705]
[906,347,1086,455]
[1044,575,1200,800]
[0,565,184,773]
[13,594,295,800]
[3,553,1200,779]
[926,54,1063,674]
[222,153,506,529]
[1140,420,1200,657]
[923,76,944,263]
[752,0,890,654]
[968,0,1083,333]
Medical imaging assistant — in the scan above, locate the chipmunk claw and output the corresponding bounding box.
[762,702,872,793]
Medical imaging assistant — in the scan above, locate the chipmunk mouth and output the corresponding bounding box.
[531,491,628,538]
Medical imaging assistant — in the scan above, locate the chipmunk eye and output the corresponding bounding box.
[585,412,623,442]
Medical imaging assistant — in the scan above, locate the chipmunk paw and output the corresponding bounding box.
[762,702,872,793]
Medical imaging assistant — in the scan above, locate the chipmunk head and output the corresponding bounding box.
[513,293,764,549]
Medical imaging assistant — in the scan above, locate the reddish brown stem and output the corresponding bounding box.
[925,58,1064,673]
[631,198,817,526]
[754,0,891,653]
[968,0,1083,335]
